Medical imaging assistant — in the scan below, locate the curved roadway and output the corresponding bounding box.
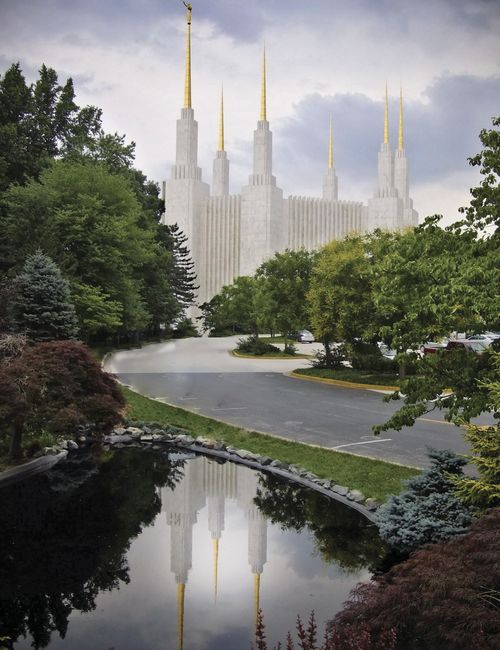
[105,336,470,468]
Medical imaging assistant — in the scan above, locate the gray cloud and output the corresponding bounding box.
[273,73,500,198]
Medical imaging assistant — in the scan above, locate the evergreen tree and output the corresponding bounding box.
[15,250,79,341]
[161,223,198,311]
[375,448,472,554]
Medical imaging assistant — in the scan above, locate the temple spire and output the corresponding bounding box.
[218,85,224,151]
[398,87,404,150]
[260,48,267,121]
[183,3,192,108]
[384,82,389,144]
[328,115,333,169]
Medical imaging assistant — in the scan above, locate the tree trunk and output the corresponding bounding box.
[9,422,23,459]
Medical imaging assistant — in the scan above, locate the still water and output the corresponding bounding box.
[0,448,386,649]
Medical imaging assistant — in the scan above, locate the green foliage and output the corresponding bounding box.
[171,317,199,338]
[199,276,258,334]
[375,449,472,554]
[14,250,79,341]
[236,335,281,356]
[451,352,500,511]
[256,249,316,350]
[308,235,375,347]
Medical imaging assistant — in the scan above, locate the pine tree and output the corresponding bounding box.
[15,250,79,341]
[161,223,198,311]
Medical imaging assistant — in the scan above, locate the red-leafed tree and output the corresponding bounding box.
[330,508,500,649]
[0,340,124,457]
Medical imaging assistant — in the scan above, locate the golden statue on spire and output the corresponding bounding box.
[183,1,192,25]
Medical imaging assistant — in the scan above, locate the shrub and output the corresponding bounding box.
[351,353,397,373]
[171,317,199,338]
[0,340,124,457]
[236,335,280,356]
[331,508,500,649]
[375,448,472,554]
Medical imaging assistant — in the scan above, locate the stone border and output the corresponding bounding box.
[0,424,381,522]
[104,424,381,522]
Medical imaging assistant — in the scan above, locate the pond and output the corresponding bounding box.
[0,448,386,649]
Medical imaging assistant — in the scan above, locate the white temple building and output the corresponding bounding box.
[161,5,418,306]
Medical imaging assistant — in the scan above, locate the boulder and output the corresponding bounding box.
[331,484,349,496]
[347,489,365,503]
[364,498,381,511]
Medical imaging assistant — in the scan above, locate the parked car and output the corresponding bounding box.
[289,329,315,343]
[421,340,448,354]
[466,332,500,343]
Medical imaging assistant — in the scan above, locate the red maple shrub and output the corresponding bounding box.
[0,340,124,457]
[331,507,500,649]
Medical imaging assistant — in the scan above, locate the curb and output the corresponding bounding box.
[0,451,68,488]
[288,371,399,392]
[103,426,382,522]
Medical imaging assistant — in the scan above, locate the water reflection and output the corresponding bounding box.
[0,449,386,649]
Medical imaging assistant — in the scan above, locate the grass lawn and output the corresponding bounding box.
[123,386,418,501]
[293,366,401,388]
[232,350,311,359]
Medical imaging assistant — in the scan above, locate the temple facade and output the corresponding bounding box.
[161,5,418,306]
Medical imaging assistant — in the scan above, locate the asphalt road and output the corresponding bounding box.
[106,337,470,468]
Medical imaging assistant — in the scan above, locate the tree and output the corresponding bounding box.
[0,340,125,457]
[199,276,258,334]
[161,223,198,313]
[14,250,79,342]
[1,160,154,335]
[374,449,472,554]
[331,508,500,649]
[451,352,500,512]
[308,235,377,367]
[256,249,316,351]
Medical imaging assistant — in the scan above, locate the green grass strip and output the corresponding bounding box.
[122,386,418,501]
[294,366,401,387]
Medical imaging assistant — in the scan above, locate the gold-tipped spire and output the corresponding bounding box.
[328,115,333,169]
[218,86,224,151]
[213,539,219,602]
[383,83,389,144]
[177,582,185,650]
[254,573,261,625]
[183,3,192,108]
[260,48,267,121]
[398,86,404,150]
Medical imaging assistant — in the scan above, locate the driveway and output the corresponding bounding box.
[105,337,470,468]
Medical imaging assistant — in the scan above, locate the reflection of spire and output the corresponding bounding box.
[183,3,192,108]
[177,582,185,650]
[260,47,267,121]
[384,82,389,144]
[254,572,261,625]
[213,538,219,603]
[398,87,404,150]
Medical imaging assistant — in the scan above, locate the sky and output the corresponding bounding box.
[1,0,500,224]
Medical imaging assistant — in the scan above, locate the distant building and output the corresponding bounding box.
[161,6,418,306]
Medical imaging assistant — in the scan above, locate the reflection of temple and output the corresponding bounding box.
[161,457,268,649]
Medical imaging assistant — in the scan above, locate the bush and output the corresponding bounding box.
[375,448,472,554]
[351,353,398,373]
[171,317,199,338]
[236,335,280,356]
[0,340,125,457]
[312,343,346,369]
[331,508,500,649]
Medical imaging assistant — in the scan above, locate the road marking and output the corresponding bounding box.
[179,397,198,400]
[332,438,392,450]
[211,407,248,411]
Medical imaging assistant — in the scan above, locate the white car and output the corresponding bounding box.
[296,329,315,343]
[466,332,500,343]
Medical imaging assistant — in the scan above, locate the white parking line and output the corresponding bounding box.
[179,397,198,400]
[332,438,392,450]
[211,407,248,411]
